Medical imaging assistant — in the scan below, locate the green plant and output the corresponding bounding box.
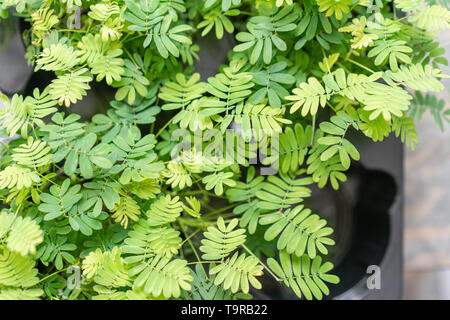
[0,0,448,300]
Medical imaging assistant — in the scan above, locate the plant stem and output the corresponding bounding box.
[37,171,57,185]
[178,217,213,228]
[180,189,227,199]
[187,260,221,265]
[321,48,332,74]
[239,11,255,16]
[393,14,412,23]
[13,204,22,218]
[178,221,208,279]
[347,58,376,74]
[39,267,68,283]
[344,49,353,62]
[57,29,88,33]
[310,114,316,146]
[336,62,351,74]
[155,115,176,138]
[180,228,201,246]
[241,244,281,282]
[123,47,139,68]
[150,121,155,134]
[124,34,146,43]
[203,202,241,217]
[326,101,337,113]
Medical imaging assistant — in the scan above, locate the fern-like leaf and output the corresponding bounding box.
[233,5,298,64]
[83,180,121,212]
[358,109,392,142]
[37,178,82,221]
[91,48,125,85]
[259,204,334,258]
[384,63,447,92]
[111,195,141,228]
[3,212,43,256]
[77,34,109,66]
[392,116,418,151]
[35,43,80,72]
[0,288,43,300]
[368,39,412,71]
[82,248,104,279]
[0,89,57,137]
[256,174,312,212]
[113,58,150,105]
[250,61,295,108]
[31,7,59,44]
[316,0,352,20]
[286,69,382,116]
[159,73,206,110]
[202,171,237,196]
[124,0,192,56]
[317,111,360,169]
[197,8,239,39]
[48,132,113,179]
[182,196,201,218]
[209,252,263,294]
[128,254,193,298]
[163,161,193,189]
[263,124,313,174]
[394,0,424,12]
[226,166,264,234]
[0,247,40,287]
[125,179,161,200]
[409,91,449,132]
[203,58,254,115]
[307,131,348,190]
[111,133,164,184]
[12,137,52,170]
[200,217,246,260]
[88,1,121,22]
[409,5,450,30]
[183,263,252,300]
[49,68,92,107]
[0,165,40,190]
[123,218,182,259]
[363,83,412,121]
[145,194,183,226]
[93,247,131,288]
[267,250,339,300]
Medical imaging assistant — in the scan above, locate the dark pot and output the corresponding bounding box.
[193,32,404,300]
[0,12,32,94]
[250,135,403,300]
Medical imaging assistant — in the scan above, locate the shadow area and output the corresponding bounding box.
[251,164,396,300]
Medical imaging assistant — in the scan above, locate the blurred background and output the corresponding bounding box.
[404,30,450,299]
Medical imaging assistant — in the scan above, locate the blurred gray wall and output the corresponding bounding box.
[404,30,450,299]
